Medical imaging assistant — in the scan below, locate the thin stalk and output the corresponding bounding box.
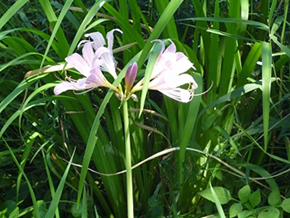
[123,100,134,218]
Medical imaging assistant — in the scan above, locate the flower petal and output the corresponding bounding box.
[82,42,95,65]
[164,40,176,53]
[85,32,106,49]
[54,81,75,95]
[100,52,117,78]
[65,53,91,77]
[106,29,123,51]
[160,88,193,103]
[53,79,92,95]
[165,74,195,88]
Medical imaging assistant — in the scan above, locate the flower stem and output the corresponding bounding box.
[123,100,134,218]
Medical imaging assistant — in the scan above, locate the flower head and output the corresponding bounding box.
[83,29,122,79]
[53,29,198,103]
[131,40,198,103]
[54,38,119,95]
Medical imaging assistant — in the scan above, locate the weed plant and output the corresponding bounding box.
[1,0,290,217]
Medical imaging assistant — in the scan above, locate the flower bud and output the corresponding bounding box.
[125,62,138,92]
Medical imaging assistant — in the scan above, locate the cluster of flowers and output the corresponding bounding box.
[54,29,198,103]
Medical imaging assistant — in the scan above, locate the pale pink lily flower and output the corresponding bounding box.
[82,29,122,79]
[54,41,118,95]
[131,40,198,103]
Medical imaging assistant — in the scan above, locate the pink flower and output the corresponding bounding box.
[83,29,122,79]
[54,29,122,95]
[54,41,118,95]
[131,40,198,103]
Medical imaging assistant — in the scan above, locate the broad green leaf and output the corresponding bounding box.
[238,185,251,203]
[238,210,253,218]
[198,187,232,205]
[281,198,290,213]
[257,207,280,218]
[268,190,281,206]
[230,203,243,218]
[249,189,261,208]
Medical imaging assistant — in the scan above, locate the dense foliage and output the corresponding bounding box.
[1,0,290,217]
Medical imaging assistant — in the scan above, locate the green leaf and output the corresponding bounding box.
[33,200,47,218]
[268,190,281,206]
[281,198,290,213]
[257,207,280,218]
[238,185,251,203]
[261,42,272,151]
[139,41,162,117]
[0,0,29,30]
[230,203,243,218]
[210,184,226,218]
[198,187,232,205]
[45,149,76,218]
[249,189,261,208]
[238,210,253,218]
[71,202,82,217]
[0,200,18,217]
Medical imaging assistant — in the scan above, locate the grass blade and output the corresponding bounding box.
[45,148,76,218]
[261,42,272,151]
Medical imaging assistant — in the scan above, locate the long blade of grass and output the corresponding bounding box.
[45,148,76,218]
[0,73,47,114]
[39,0,72,67]
[219,0,240,96]
[42,150,60,218]
[137,0,184,67]
[178,73,203,182]
[261,42,272,151]
[4,138,40,218]
[69,0,110,55]
[155,0,178,39]
[81,186,87,218]
[207,0,221,103]
[236,42,261,87]
[139,41,162,116]
[0,0,29,30]
[210,183,226,218]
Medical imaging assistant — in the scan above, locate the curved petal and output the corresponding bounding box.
[151,39,165,54]
[160,88,193,103]
[100,52,117,78]
[54,78,97,95]
[85,32,106,49]
[164,40,176,53]
[106,29,122,51]
[82,42,95,65]
[86,67,107,86]
[54,81,75,95]
[65,53,91,77]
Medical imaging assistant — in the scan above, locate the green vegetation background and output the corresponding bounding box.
[0,0,290,217]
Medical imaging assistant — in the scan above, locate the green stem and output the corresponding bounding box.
[123,100,134,218]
